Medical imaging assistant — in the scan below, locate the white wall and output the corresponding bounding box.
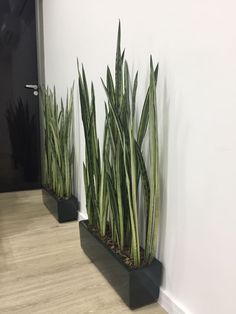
[42,1,236,313]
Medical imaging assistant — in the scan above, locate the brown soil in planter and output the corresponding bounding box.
[87,224,146,269]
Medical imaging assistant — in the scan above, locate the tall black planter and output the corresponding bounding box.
[79,220,162,309]
[42,187,78,223]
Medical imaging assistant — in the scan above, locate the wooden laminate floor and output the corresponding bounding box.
[0,190,166,314]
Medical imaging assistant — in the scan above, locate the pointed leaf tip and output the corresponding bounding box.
[150,55,154,69]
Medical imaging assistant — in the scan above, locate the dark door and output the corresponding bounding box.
[0,0,41,192]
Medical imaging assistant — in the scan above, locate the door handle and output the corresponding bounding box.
[25,84,38,90]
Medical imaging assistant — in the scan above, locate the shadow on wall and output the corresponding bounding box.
[158,71,190,289]
[159,77,170,268]
[72,87,81,199]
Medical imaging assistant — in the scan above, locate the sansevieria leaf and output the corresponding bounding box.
[41,84,74,199]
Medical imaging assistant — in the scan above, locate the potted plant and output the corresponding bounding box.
[41,85,78,223]
[78,23,162,309]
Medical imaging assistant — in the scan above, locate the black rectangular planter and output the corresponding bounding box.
[42,187,78,223]
[79,220,162,309]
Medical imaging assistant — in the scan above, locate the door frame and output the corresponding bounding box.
[35,0,45,86]
[35,0,45,186]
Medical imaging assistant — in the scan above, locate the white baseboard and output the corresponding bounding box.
[78,211,88,221]
[159,288,188,314]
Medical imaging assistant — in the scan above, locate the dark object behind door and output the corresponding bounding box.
[0,0,41,192]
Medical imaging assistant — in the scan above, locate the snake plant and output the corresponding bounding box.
[79,23,160,267]
[41,85,74,199]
